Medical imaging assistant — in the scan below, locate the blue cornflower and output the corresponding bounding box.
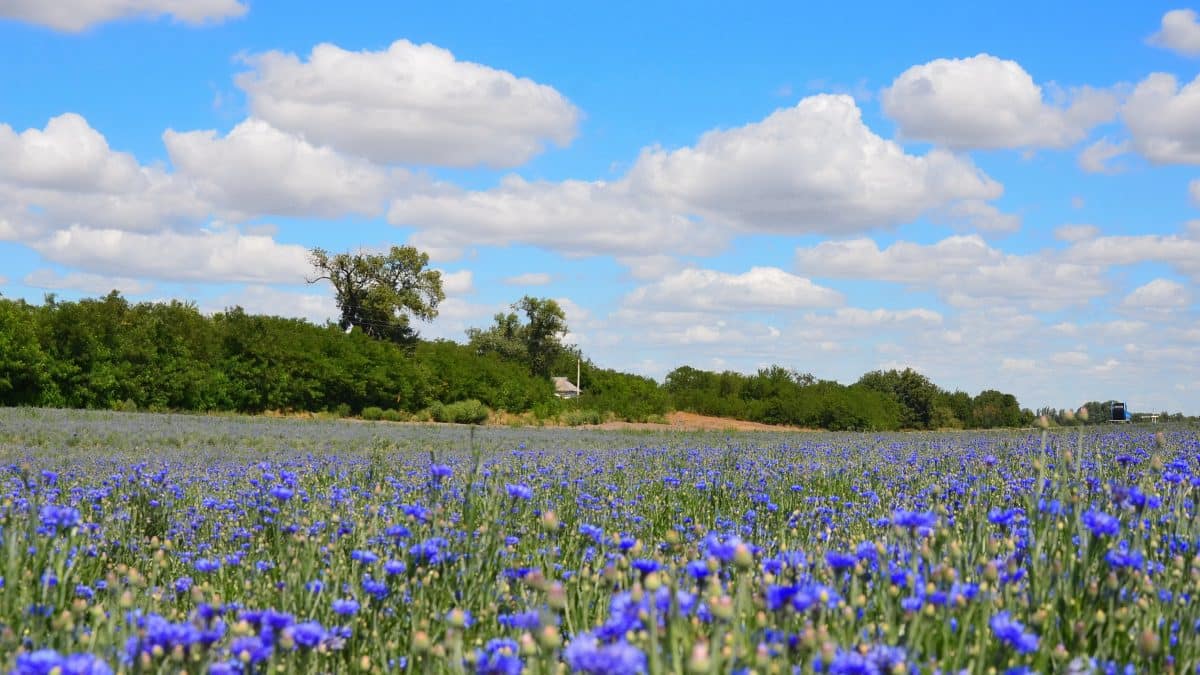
[988,508,1023,527]
[332,598,360,616]
[384,559,406,575]
[477,638,522,675]
[989,611,1039,653]
[685,560,710,580]
[498,610,542,630]
[632,559,661,574]
[505,484,533,500]
[230,635,273,663]
[563,633,646,675]
[430,464,453,481]
[268,485,293,502]
[825,551,857,571]
[350,549,378,564]
[1083,510,1120,537]
[38,504,80,533]
[891,510,937,530]
[289,621,328,648]
[193,558,220,573]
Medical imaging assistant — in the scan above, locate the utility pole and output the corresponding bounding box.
[576,358,582,395]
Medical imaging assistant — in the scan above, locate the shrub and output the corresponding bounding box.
[561,408,603,427]
[444,399,489,425]
[380,409,405,422]
[361,406,385,421]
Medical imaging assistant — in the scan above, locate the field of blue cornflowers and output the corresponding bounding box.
[1,408,1198,675]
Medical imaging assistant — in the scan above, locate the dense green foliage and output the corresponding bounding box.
[665,365,1032,430]
[0,293,547,416]
[0,292,1055,429]
[467,296,571,378]
[308,245,445,343]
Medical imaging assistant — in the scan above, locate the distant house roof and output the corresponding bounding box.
[552,377,581,395]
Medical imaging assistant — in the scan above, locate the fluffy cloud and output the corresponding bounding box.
[799,307,943,329]
[881,54,1117,149]
[1122,278,1192,309]
[1077,138,1129,174]
[1001,357,1037,372]
[624,267,843,312]
[439,269,474,296]
[504,272,553,286]
[0,0,246,32]
[796,235,1107,310]
[795,235,1000,283]
[1191,179,1200,205]
[1055,224,1100,242]
[626,94,1003,232]
[393,176,725,260]
[1148,9,1200,57]
[164,119,398,218]
[393,95,1008,260]
[203,285,338,325]
[0,113,207,236]
[23,269,154,295]
[1123,72,1200,164]
[31,226,310,284]
[236,40,579,168]
[1065,232,1200,280]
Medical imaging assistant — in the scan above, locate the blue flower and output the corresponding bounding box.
[499,610,543,630]
[431,464,453,480]
[477,638,523,675]
[230,635,273,663]
[891,510,937,530]
[989,611,1039,653]
[38,504,80,533]
[505,484,533,500]
[1083,510,1120,537]
[268,485,294,502]
[332,598,360,616]
[288,621,328,648]
[825,551,857,571]
[563,633,646,675]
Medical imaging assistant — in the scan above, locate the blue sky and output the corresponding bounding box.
[2,1,1199,413]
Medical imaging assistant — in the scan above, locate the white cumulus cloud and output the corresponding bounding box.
[1122,278,1191,309]
[624,266,843,312]
[881,54,1117,149]
[504,272,553,286]
[393,95,1008,260]
[23,269,154,295]
[796,235,1107,310]
[1148,9,1200,57]
[236,40,580,168]
[164,118,399,219]
[31,225,311,284]
[1123,72,1200,164]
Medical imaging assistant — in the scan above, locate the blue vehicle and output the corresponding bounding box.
[1109,401,1132,423]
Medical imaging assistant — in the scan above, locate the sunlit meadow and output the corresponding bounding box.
[1,408,1198,674]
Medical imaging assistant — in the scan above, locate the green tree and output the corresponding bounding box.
[856,368,939,429]
[466,296,569,378]
[0,299,57,405]
[308,246,444,343]
[971,389,1022,428]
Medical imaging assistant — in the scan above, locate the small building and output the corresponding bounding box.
[552,377,581,399]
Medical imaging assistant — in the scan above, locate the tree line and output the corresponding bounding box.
[0,245,1045,429]
[0,289,1042,429]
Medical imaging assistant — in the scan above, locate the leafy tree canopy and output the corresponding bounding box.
[308,246,444,344]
